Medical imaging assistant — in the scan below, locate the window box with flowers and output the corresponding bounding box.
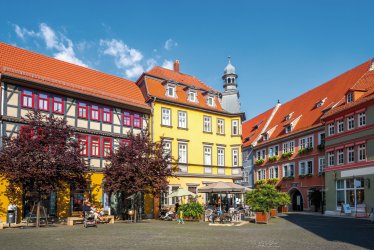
[282,152,293,159]
[298,147,313,155]
[268,156,278,162]
[255,159,264,165]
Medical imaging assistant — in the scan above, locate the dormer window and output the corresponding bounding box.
[346,92,353,103]
[188,91,197,102]
[316,98,326,108]
[207,96,214,107]
[166,84,176,98]
[285,112,293,121]
[285,125,292,134]
[263,132,269,141]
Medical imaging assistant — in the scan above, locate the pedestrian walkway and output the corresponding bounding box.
[287,211,374,221]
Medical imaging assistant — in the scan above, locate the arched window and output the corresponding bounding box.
[227,78,231,84]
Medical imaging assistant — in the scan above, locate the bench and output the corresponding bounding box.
[67,217,83,226]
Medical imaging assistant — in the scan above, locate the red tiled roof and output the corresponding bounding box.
[245,59,373,147]
[322,66,374,119]
[142,66,226,112]
[147,66,216,92]
[143,76,224,111]
[242,107,275,148]
[0,42,149,110]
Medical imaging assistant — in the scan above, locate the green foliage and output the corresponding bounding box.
[267,178,279,185]
[281,152,293,159]
[277,192,291,206]
[179,202,204,219]
[282,176,294,180]
[255,159,264,165]
[255,180,266,186]
[246,184,279,213]
[298,147,313,155]
[268,156,278,162]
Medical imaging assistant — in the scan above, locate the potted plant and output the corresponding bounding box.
[268,156,278,162]
[282,151,293,159]
[266,178,279,185]
[277,192,291,213]
[255,159,264,165]
[246,184,279,224]
[179,202,204,221]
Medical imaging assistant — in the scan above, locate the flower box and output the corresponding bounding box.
[255,159,264,165]
[270,209,278,218]
[255,212,269,224]
[282,152,293,159]
[278,206,288,213]
[268,156,278,162]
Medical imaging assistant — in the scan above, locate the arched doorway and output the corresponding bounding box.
[289,188,303,211]
[309,188,322,212]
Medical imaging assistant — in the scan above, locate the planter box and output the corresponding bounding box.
[270,209,278,218]
[255,212,269,224]
[278,206,288,213]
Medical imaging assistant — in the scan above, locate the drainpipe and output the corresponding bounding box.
[149,97,157,143]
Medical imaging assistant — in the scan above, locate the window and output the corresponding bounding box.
[38,93,49,111]
[299,161,306,175]
[21,90,34,108]
[347,116,355,130]
[78,135,88,156]
[257,169,266,180]
[318,133,325,145]
[178,143,187,164]
[298,160,313,175]
[207,96,214,107]
[337,149,344,165]
[91,136,100,157]
[257,149,266,160]
[102,107,112,123]
[328,152,335,166]
[91,105,100,121]
[263,132,269,141]
[123,112,132,127]
[103,138,112,157]
[161,108,171,126]
[232,149,239,166]
[256,151,261,161]
[285,125,292,134]
[217,119,225,135]
[178,111,187,129]
[328,123,335,136]
[299,135,313,149]
[203,116,212,132]
[232,120,239,135]
[78,102,88,119]
[166,85,176,97]
[347,146,355,163]
[163,140,172,160]
[52,96,64,114]
[283,163,295,177]
[318,157,325,173]
[346,92,353,103]
[358,144,366,161]
[269,166,279,179]
[188,91,197,102]
[133,114,142,128]
[204,146,212,173]
[269,146,279,157]
[337,120,344,133]
[217,148,225,167]
[188,186,197,194]
[358,112,366,127]
[282,141,295,153]
[336,178,364,208]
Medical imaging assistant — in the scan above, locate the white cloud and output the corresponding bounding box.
[161,59,174,70]
[13,23,87,67]
[164,38,178,50]
[146,58,157,70]
[125,64,145,78]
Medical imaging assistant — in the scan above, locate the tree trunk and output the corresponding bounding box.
[36,200,41,228]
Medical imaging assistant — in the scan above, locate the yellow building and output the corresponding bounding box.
[137,60,245,216]
[0,43,150,222]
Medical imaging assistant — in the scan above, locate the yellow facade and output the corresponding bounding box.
[151,101,242,207]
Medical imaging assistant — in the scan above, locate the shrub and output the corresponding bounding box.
[179,202,204,219]
[267,178,279,185]
[282,152,293,159]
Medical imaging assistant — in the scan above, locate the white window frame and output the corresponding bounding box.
[178,111,187,129]
[232,120,239,136]
[269,166,279,179]
[285,125,292,134]
[282,163,295,177]
[337,120,344,133]
[358,144,366,161]
[347,146,355,163]
[257,169,266,180]
[166,84,176,98]
[217,147,225,167]
[358,112,366,127]
[161,108,171,126]
[298,159,313,176]
[328,123,335,136]
[282,140,295,153]
[337,149,344,165]
[217,118,225,135]
[207,96,214,107]
[347,116,355,130]
[318,157,325,174]
[346,92,353,103]
[328,151,335,166]
[318,132,325,145]
[188,90,197,102]
[204,146,212,174]
[203,116,212,133]
[178,143,187,164]
[232,148,239,167]
[163,140,172,160]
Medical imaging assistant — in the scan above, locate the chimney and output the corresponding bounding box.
[173,60,180,72]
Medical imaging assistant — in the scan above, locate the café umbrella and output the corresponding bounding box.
[166,188,196,198]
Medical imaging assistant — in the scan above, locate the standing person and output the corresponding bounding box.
[175,202,180,214]
[178,209,184,224]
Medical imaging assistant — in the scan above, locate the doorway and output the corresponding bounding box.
[289,189,303,211]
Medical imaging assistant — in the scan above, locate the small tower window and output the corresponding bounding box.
[207,96,214,107]
[227,78,231,84]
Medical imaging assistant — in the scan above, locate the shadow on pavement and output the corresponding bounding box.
[282,213,374,249]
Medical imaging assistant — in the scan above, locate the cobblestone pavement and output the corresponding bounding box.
[0,213,373,250]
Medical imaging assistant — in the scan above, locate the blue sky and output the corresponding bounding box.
[1,0,374,118]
